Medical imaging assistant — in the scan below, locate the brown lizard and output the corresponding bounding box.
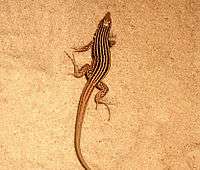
[65,12,115,170]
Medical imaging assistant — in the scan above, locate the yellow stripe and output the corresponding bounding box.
[91,24,111,83]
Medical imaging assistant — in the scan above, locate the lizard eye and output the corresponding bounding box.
[103,20,111,27]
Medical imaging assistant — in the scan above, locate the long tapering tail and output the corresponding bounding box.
[74,81,95,170]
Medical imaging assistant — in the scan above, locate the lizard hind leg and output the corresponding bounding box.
[95,81,111,121]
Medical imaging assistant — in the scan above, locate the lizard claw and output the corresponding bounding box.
[95,101,111,121]
[64,51,77,67]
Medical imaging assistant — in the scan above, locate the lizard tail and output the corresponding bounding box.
[74,82,94,170]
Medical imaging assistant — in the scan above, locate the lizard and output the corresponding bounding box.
[64,12,115,170]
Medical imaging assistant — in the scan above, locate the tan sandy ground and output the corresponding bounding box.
[0,0,200,169]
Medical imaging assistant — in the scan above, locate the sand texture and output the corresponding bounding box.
[0,0,200,169]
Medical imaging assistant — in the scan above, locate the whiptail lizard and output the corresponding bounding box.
[65,12,115,170]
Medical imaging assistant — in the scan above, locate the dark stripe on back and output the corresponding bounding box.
[91,24,111,83]
[92,24,104,77]
[93,27,110,82]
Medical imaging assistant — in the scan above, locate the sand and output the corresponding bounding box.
[0,0,200,169]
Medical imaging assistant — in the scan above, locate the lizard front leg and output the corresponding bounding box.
[72,41,93,53]
[64,51,91,78]
[72,32,116,52]
[109,32,116,47]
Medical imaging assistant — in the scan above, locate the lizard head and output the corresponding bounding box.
[101,12,112,28]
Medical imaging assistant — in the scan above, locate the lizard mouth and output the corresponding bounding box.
[104,12,111,20]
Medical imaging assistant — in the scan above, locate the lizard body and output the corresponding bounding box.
[65,12,115,169]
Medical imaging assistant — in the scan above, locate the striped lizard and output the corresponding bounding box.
[65,12,115,170]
